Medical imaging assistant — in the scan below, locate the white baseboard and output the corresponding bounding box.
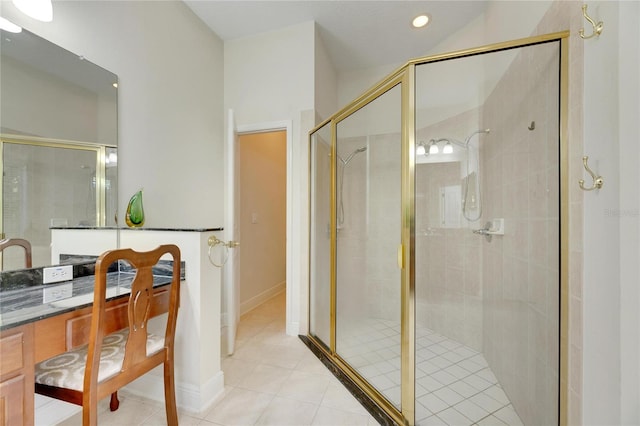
[240,281,285,316]
[124,370,225,415]
[286,321,300,336]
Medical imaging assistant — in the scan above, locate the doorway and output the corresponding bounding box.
[237,130,287,315]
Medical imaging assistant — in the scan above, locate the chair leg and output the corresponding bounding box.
[164,360,178,425]
[82,392,99,426]
[109,392,120,411]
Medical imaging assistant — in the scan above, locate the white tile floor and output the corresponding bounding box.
[339,318,524,426]
[40,292,378,425]
[38,293,524,426]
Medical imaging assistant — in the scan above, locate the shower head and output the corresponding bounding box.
[341,146,367,165]
[464,128,491,146]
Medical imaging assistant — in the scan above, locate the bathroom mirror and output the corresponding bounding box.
[0,27,118,271]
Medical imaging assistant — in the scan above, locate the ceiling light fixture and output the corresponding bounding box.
[412,14,430,29]
[0,16,22,33]
[12,0,53,22]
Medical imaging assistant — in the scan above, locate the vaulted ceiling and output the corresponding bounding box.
[183,1,488,72]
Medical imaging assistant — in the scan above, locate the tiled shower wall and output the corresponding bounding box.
[480,42,560,426]
[415,41,562,425]
[336,134,401,325]
[335,135,369,325]
[532,3,585,423]
[415,108,485,353]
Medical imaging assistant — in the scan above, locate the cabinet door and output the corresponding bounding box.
[0,374,26,426]
[0,325,34,426]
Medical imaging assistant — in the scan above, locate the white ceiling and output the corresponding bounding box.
[183,1,489,72]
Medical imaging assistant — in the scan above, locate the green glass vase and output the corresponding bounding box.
[125,189,145,227]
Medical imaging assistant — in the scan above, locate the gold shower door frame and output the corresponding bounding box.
[307,31,570,426]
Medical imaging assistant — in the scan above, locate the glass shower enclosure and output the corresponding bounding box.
[308,33,569,426]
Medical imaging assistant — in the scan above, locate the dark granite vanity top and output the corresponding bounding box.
[0,259,184,331]
[50,226,223,232]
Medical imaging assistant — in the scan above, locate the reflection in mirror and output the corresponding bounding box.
[0,27,118,271]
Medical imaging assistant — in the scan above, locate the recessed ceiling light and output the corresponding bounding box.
[412,14,430,29]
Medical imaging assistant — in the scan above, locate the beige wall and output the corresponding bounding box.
[238,131,287,314]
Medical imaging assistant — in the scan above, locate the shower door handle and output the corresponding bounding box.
[397,244,404,269]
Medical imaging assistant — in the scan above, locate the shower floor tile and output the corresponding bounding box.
[337,319,524,425]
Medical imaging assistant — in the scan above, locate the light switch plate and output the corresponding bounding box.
[43,282,73,304]
[43,264,73,284]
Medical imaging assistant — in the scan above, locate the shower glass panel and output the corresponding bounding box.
[335,83,402,409]
[309,122,332,349]
[307,33,567,426]
[414,41,560,425]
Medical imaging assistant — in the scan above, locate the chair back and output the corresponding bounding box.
[84,244,181,403]
[0,238,32,268]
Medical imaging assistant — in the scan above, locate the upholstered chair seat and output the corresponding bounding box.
[35,329,164,390]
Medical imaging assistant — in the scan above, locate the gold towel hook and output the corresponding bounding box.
[579,156,604,191]
[579,5,603,39]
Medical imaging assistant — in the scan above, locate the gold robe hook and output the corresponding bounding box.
[579,156,604,191]
[579,5,603,39]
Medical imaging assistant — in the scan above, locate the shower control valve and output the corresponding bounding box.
[473,218,504,242]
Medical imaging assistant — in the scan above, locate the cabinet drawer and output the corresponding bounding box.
[0,333,24,376]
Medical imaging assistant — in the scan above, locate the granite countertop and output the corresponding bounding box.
[50,226,223,232]
[0,272,173,331]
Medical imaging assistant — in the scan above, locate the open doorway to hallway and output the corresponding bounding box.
[237,130,287,317]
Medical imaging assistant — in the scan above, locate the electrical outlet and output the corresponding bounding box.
[43,265,73,284]
[43,282,73,304]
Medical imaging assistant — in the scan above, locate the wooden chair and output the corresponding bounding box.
[34,244,181,425]
[0,238,32,268]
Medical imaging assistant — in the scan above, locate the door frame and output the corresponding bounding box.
[236,120,294,334]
